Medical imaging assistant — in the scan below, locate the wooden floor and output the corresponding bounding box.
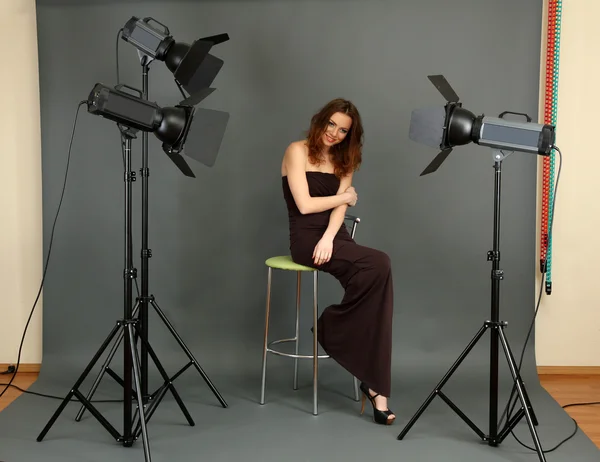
[0,373,599,449]
[538,374,600,448]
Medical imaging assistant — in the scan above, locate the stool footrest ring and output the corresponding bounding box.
[267,338,330,360]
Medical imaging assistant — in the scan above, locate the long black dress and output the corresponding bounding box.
[282,172,394,397]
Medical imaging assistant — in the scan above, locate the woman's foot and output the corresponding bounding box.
[359,382,395,425]
[369,388,395,420]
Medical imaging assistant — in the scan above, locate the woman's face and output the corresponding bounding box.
[322,112,352,147]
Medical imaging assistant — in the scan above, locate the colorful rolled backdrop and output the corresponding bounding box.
[540,0,562,295]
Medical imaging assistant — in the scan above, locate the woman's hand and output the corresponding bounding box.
[313,236,334,266]
[345,186,358,207]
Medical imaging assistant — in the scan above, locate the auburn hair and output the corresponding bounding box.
[305,98,363,178]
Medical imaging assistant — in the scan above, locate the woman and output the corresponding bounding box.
[280,98,395,425]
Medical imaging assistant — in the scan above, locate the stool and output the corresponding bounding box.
[259,215,361,415]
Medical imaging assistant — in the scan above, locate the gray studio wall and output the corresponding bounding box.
[35,0,543,387]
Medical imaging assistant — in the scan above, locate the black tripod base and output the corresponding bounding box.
[73,295,227,429]
[397,321,546,462]
[36,320,151,462]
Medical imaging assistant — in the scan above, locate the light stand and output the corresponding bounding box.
[135,55,228,409]
[37,126,152,460]
[397,149,545,462]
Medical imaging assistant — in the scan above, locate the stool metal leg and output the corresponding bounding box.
[293,272,301,390]
[260,267,273,405]
[349,221,361,401]
[313,270,319,416]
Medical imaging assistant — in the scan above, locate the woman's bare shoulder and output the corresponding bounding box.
[285,140,309,156]
[282,140,309,175]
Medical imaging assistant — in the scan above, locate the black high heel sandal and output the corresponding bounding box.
[359,382,395,425]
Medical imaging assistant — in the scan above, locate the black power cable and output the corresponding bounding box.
[0,101,85,400]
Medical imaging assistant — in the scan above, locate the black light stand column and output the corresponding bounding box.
[123,128,135,447]
[139,57,150,404]
[488,153,502,444]
[122,128,150,458]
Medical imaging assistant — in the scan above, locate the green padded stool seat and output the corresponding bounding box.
[260,215,362,416]
[265,256,315,272]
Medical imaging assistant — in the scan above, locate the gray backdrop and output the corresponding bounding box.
[35,0,544,378]
[2,0,597,461]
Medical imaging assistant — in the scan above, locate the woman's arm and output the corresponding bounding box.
[313,173,355,266]
[322,173,353,241]
[284,142,354,215]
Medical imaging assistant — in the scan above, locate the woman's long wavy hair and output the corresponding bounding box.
[305,98,363,178]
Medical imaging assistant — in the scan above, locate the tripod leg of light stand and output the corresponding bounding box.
[130,324,195,437]
[134,381,170,433]
[499,343,539,428]
[37,323,123,442]
[397,324,488,440]
[126,322,151,462]
[515,380,538,425]
[150,297,228,408]
[497,327,546,462]
[75,301,141,422]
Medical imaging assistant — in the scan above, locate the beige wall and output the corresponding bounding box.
[0,0,596,367]
[535,0,600,366]
[0,0,43,365]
